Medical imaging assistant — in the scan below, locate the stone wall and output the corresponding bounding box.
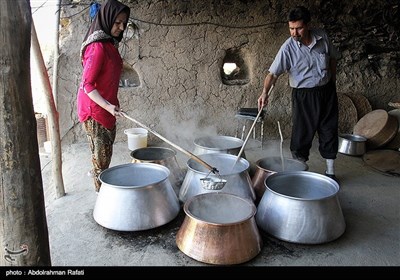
[54,0,399,148]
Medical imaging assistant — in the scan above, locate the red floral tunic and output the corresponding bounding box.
[77,41,122,129]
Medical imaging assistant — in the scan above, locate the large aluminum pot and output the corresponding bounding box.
[179,153,255,203]
[130,147,184,194]
[252,157,308,203]
[176,192,262,265]
[193,135,245,158]
[93,163,180,231]
[256,171,346,244]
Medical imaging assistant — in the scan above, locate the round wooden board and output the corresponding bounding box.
[363,149,400,177]
[353,109,398,149]
[388,101,400,109]
[342,92,372,120]
[337,93,358,134]
[386,109,400,150]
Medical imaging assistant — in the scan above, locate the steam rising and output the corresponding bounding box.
[157,108,219,153]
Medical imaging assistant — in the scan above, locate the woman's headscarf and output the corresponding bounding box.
[80,0,130,59]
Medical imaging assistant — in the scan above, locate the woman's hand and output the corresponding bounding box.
[105,103,121,116]
[87,89,121,116]
[113,106,121,117]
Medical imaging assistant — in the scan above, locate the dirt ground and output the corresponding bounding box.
[39,137,400,268]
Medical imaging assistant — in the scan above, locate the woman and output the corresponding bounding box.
[77,0,130,192]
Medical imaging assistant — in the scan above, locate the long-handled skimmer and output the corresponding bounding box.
[120,111,227,190]
[231,85,274,171]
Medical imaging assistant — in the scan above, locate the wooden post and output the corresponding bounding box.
[31,19,65,199]
[0,0,51,266]
[52,0,61,110]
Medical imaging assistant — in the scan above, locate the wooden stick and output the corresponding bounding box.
[278,121,285,171]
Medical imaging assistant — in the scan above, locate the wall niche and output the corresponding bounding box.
[221,48,249,85]
[120,64,140,87]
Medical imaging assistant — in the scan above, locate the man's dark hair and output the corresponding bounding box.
[288,6,311,24]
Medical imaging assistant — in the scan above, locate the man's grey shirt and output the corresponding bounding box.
[269,28,340,88]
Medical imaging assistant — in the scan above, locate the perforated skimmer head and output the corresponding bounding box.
[200,171,227,190]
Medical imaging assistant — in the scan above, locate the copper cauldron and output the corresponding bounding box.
[252,156,308,203]
[176,192,262,265]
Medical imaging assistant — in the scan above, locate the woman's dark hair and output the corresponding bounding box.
[288,6,311,24]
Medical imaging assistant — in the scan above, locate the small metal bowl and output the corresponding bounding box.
[338,134,367,156]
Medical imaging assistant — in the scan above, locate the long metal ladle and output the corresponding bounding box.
[231,85,275,171]
[120,111,227,190]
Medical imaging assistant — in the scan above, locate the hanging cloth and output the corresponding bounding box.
[89,2,101,22]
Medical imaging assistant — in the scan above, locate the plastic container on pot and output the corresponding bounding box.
[124,127,148,151]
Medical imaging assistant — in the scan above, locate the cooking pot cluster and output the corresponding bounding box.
[92,135,346,265]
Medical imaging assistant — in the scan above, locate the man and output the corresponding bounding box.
[257,6,340,182]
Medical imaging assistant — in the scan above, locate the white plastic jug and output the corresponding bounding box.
[124,128,148,151]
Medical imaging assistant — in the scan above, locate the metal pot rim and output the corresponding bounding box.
[255,156,308,172]
[339,133,367,142]
[99,163,170,189]
[194,135,244,151]
[265,171,339,201]
[186,153,249,175]
[130,146,177,162]
[183,192,256,226]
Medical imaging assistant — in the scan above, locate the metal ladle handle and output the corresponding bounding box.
[232,85,275,169]
[120,111,218,174]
